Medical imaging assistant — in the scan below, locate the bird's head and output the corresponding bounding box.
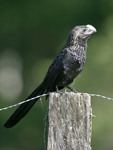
[74,24,97,39]
[66,24,96,46]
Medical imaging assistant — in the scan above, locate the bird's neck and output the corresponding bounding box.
[65,36,87,48]
[64,40,87,52]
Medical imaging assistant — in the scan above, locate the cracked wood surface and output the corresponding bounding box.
[47,92,92,150]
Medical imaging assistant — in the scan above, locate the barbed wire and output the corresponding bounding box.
[89,93,113,101]
[0,93,49,111]
[0,92,113,112]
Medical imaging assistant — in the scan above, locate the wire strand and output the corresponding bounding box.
[0,92,113,111]
[0,93,49,111]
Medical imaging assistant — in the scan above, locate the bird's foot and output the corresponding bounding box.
[66,85,77,93]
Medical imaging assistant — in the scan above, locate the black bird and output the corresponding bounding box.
[4,25,96,128]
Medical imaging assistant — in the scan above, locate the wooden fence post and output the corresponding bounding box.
[47,92,92,150]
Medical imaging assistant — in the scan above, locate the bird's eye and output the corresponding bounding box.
[83,29,86,32]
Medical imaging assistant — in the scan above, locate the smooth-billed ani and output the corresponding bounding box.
[4,24,96,128]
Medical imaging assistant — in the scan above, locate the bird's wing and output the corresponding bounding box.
[43,51,65,92]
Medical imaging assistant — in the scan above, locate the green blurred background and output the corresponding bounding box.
[0,0,113,149]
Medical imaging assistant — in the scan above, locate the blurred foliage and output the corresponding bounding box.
[0,0,113,149]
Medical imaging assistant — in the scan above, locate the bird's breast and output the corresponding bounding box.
[63,48,86,79]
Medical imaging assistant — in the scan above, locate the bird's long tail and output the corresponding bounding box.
[4,82,46,128]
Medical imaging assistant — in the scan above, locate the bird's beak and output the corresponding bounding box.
[86,24,97,34]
